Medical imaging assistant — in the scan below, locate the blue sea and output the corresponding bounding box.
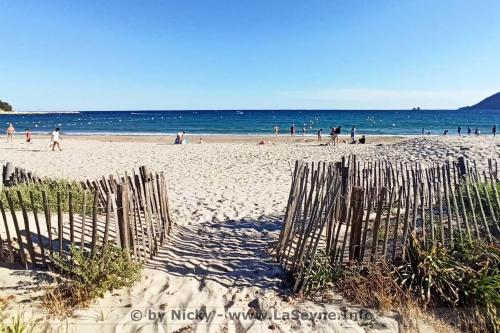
[0,110,498,136]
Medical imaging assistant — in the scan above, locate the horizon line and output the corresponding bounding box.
[8,107,468,113]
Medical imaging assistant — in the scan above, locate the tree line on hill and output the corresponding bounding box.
[0,99,13,111]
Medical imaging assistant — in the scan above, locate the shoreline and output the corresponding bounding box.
[5,133,413,144]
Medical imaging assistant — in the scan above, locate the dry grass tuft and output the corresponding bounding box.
[332,262,408,313]
[41,281,92,319]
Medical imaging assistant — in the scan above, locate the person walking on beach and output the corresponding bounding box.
[290,124,296,136]
[334,126,341,145]
[493,124,497,137]
[6,123,15,142]
[317,129,322,141]
[302,126,306,136]
[25,128,32,143]
[351,126,356,143]
[467,126,471,136]
[50,128,62,151]
[458,126,461,136]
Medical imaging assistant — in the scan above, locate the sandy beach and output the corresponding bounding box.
[1,134,499,332]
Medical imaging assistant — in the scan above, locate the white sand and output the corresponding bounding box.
[1,135,498,332]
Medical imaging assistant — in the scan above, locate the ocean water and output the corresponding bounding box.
[0,110,498,136]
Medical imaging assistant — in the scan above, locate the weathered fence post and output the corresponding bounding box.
[116,183,131,257]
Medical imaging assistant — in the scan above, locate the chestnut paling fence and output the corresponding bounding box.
[274,156,500,292]
[0,163,172,266]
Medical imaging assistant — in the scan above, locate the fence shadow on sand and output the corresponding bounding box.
[146,217,285,291]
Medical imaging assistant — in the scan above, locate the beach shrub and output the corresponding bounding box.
[0,179,93,214]
[42,243,142,318]
[300,231,499,332]
[394,234,500,332]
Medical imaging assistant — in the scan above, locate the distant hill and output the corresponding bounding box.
[460,92,500,110]
[0,99,13,112]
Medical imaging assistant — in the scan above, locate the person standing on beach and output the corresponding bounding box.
[467,126,471,135]
[493,124,497,137]
[335,126,341,145]
[474,127,480,136]
[6,123,15,142]
[421,128,425,135]
[51,128,62,151]
[351,126,356,143]
[302,126,306,136]
[25,128,32,143]
[458,126,461,136]
[273,125,279,136]
[329,127,335,142]
[290,124,296,136]
[317,129,322,141]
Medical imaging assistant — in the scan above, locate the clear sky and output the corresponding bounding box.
[1,0,499,110]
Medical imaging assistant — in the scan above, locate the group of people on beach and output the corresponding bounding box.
[422,125,497,137]
[5,123,62,151]
[323,126,365,145]
[276,123,367,145]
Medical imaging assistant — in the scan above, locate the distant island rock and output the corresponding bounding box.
[0,99,13,112]
[460,92,500,110]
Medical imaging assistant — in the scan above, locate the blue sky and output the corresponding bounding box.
[1,0,499,110]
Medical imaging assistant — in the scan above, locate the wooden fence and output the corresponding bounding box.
[274,156,500,292]
[0,165,172,267]
[2,162,42,187]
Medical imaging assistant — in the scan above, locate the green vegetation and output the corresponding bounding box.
[42,243,142,318]
[303,234,500,332]
[0,313,42,333]
[0,180,94,214]
[0,99,13,112]
[395,235,500,332]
